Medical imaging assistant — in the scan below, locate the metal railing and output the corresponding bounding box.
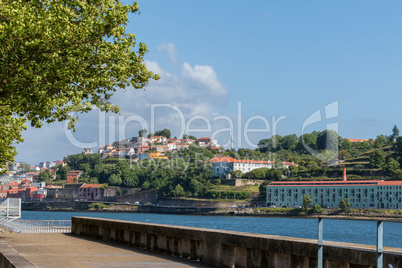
[317,217,401,268]
[0,198,21,219]
[0,219,71,233]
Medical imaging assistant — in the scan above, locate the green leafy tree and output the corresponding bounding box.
[302,194,312,210]
[0,0,159,172]
[281,134,299,150]
[173,184,185,197]
[311,204,324,214]
[154,128,171,139]
[391,125,400,142]
[338,198,351,210]
[384,158,400,176]
[369,150,385,169]
[99,183,108,191]
[141,181,150,191]
[258,181,270,198]
[296,133,317,153]
[393,137,402,156]
[374,135,388,148]
[183,134,198,140]
[38,170,52,182]
[339,139,352,151]
[56,165,71,181]
[338,150,352,160]
[108,174,122,186]
[266,169,283,181]
[138,129,148,137]
[316,130,340,152]
[258,135,283,153]
[230,170,243,178]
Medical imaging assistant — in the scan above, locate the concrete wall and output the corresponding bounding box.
[0,239,35,268]
[72,217,402,268]
[221,179,265,187]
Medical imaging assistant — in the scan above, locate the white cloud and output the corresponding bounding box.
[14,43,230,165]
[158,42,179,66]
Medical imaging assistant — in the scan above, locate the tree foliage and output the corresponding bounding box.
[154,128,171,139]
[369,150,385,169]
[302,194,312,210]
[391,125,400,142]
[0,0,159,171]
[338,198,351,210]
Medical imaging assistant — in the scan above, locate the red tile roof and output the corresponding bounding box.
[283,162,299,166]
[377,181,402,186]
[25,186,39,192]
[44,185,62,189]
[208,157,275,164]
[80,184,103,189]
[268,180,383,187]
[347,139,370,142]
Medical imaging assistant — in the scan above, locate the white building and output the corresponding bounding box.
[209,156,298,178]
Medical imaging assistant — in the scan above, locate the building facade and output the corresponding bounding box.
[209,156,298,178]
[266,180,402,209]
[79,184,103,201]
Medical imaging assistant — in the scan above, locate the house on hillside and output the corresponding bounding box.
[66,170,82,184]
[153,136,167,144]
[82,148,93,154]
[198,137,219,147]
[347,139,371,143]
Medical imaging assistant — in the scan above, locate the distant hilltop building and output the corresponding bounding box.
[97,135,221,160]
[82,148,93,154]
[347,139,370,143]
[208,156,298,178]
[8,162,30,172]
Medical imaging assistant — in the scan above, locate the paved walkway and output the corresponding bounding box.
[0,232,212,267]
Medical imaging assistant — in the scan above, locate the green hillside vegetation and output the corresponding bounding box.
[35,126,402,201]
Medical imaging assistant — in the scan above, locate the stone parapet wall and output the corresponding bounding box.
[72,217,402,268]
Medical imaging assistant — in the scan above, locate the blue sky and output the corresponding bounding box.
[15,1,402,165]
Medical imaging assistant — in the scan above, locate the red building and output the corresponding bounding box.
[79,184,104,201]
[7,186,39,202]
[66,170,82,184]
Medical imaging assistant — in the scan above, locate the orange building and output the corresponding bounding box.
[66,170,82,184]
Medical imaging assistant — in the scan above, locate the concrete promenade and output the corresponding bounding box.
[0,232,212,267]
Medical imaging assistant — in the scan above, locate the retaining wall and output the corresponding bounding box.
[72,217,402,268]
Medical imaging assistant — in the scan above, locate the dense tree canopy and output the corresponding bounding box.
[0,0,159,171]
[154,128,171,139]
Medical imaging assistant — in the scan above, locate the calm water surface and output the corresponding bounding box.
[21,211,402,248]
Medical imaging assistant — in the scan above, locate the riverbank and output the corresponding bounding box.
[22,202,402,221]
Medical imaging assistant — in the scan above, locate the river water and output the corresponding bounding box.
[21,211,402,248]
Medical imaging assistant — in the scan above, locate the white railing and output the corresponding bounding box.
[0,198,21,219]
[0,219,71,233]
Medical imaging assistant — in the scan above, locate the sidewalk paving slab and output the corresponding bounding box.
[0,233,213,268]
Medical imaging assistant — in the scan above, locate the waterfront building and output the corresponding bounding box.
[266,179,402,209]
[79,184,104,201]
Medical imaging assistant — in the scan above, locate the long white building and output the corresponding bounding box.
[209,156,298,178]
[266,179,402,209]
